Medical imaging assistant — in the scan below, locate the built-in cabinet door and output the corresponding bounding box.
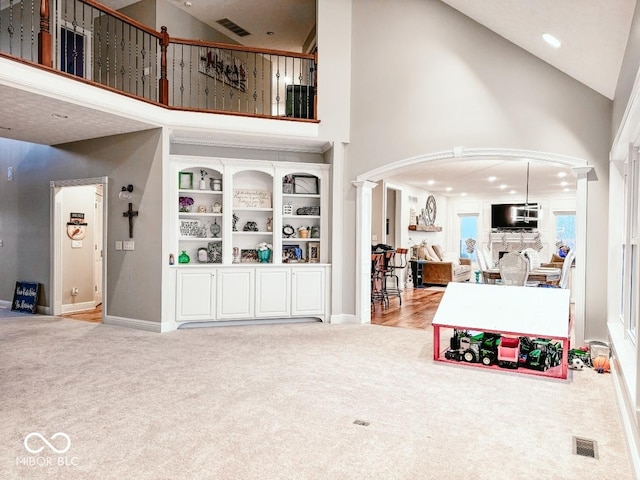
[255,268,291,317]
[217,269,255,319]
[176,270,216,321]
[291,268,325,316]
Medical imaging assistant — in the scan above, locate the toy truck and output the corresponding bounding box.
[518,337,562,371]
[497,336,520,368]
[445,330,500,366]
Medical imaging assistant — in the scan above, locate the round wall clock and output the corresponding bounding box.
[283,224,295,238]
[425,195,437,225]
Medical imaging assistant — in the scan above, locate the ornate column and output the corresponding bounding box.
[38,0,52,67]
[353,180,378,324]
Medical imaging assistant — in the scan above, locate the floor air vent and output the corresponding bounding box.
[573,436,598,459]
[353,420,370,427]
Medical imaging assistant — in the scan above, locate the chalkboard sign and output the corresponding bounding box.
[11,281,39,314]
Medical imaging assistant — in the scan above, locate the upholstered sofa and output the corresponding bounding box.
[413,243,472,286]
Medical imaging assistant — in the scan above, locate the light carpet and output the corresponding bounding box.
[0,316,633,480]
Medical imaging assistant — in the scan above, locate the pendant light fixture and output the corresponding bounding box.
[510,162,539,224]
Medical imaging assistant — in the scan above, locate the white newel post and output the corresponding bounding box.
[353,180,378,324]
[572,165,592,347]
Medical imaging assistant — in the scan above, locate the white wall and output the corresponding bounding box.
[61,185,96,310]
[337,0,611,327]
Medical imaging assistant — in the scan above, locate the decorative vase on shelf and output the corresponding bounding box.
[178,250,190,264]
[257,249,271,263]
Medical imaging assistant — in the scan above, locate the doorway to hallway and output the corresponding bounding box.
[51,177,108,322]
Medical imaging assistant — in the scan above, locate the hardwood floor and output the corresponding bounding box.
[62,305,102,323]
[371,287,444,329]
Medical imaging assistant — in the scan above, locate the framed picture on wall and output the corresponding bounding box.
[308,242,320,263]
[292,175,319,195]
[179,172,193,190]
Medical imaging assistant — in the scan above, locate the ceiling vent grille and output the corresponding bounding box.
[216,18,251,37]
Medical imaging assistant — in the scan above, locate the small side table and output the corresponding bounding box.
[410,260,427,288]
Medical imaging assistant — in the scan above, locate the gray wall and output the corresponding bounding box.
[0,129,163,322]
[343,0,612,334]
[613,1,640,139]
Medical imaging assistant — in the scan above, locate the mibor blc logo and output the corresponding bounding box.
[16,432,79,467]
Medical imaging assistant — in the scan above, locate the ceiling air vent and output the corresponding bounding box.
[216,18,251,37]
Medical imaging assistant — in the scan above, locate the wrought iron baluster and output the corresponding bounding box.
[30,0,35,61]
[96,13,102,84]
[119,21,126,89]
[8,0,14,55]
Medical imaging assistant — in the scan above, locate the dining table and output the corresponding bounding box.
[481,266,562,285]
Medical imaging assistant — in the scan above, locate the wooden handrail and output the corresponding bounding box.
[169,36,316,60]
[77,0,162,39]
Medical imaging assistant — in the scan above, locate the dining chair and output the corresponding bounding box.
[476,246,494,284]
[559,249,575,289]
[498,251,529,286]
[521,247,541,271]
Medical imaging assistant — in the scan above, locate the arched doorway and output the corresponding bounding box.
[353,147,592,345]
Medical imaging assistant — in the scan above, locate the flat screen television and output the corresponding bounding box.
[491,203,539,230]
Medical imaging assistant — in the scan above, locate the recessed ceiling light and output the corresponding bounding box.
[267,31,275,36]
[427,180,435,186]
[558,172,567,178]
[461,192,467,197]
[499,184,507,190]
[184,1,192,6]
[542,33,562,49]
[560,181,568,187]
[445,187,453,192]
[488,176,496,182]
[510,190,517,195]
[564,188,570,192]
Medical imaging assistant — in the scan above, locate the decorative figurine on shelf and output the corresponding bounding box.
[232,247,241,264]
[310,225,320,238]
[212,202,222,213]
[210,219,221,238]
[199,169,208,190]
[197,205,207,213]
[232,213,239,232]
[243,221,259,232]
[178,250,190,264]
[266,217,273,232]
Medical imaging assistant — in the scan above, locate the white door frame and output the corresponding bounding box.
[353,147,591,345]
[50,177,108,319]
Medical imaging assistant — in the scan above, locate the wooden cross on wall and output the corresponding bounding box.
[123,202,139,238]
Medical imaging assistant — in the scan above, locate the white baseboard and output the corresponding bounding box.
[0,300,11,309]
[103,315,168,333]
[611,355,640,479]
[61,301,95,314]
[330,314,358,324]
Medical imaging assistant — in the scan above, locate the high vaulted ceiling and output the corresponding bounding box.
[0,0,636,199]
[439,0,636,100]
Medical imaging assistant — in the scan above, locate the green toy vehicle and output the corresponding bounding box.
[518,337,562,371]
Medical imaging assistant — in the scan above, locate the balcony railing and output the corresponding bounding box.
[0,0,318,121]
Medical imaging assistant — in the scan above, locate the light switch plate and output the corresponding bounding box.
[123,240,135,251]
[115,241,122,250]
[72,240,82,248]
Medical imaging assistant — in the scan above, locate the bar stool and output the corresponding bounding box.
[384,248,408,305]
[371,252,387,310]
